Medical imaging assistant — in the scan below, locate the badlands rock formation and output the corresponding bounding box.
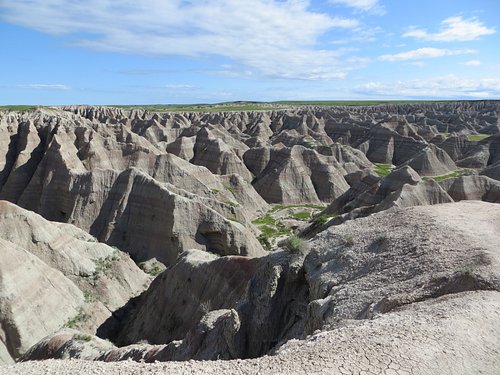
[0,102,499,373]
[13,201,500,374]
[0,201,149,364]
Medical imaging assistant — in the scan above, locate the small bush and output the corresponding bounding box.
[227,217,243,224]
[343,235,354,247]
[374,163,393,177]
[284,235,303,253]
[74,334,92,342]
[314,214,335,226]
[66,308,88,329]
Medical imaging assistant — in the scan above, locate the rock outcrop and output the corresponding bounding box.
[18,201,500,371]
[0,201,149,364]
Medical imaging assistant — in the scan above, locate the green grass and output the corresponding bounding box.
[252,214,276,226]
[467,134,491,142]
[112,103,285,113]
[424,169,466,182]
[269,204,325,213]
[137,260,164,277]
[440,131,450,137]
[0,105,39,112]
[223,200,238,208]
[66,308,88,329]
[109,100,457,113]
[284,235,303,253]
[272,100,453,106]
[313,214,336,226]
[74,334,92,342]
[374,163,394,177]
[291,211,311,221]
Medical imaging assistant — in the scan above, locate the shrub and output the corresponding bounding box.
[74,334,92,342]
[314,214,335,226]
[284,235,303,253]
[343,235,354,247]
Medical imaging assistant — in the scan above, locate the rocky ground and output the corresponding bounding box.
[0,102,499,373]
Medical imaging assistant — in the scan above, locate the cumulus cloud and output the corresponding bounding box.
[355,75,500,98]
[329,0,385,14]
[0,0,360,80]
[379,47,475,62]
[403,16,495,42]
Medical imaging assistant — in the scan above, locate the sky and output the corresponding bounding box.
[0,0,499,105]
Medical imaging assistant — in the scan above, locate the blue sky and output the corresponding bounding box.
[0,0,499,105]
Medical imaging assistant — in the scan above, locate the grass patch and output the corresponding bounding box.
[74,334,92,342]
[291,211,310,221]
[314,214,336,226]
[0,105,39,112]
[374,163,394,177]
[138,260,164,277]
[223,200,238,208]
[252,214,276,226]
[91,250,121,280]
[269,204,325,213]
[424,169,466,182]
[66,308,88,329]
[224,185,237,198]
[83,289,96,303]
[467,134,490,142]
[284,235,303,253]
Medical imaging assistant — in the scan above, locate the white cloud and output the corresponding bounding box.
[16,84,70,90]
[403,16,495,42]
[0,0,360,80]
[329,0,385,14]
[379,47,475,62]
[355,75,500,98]
[164,84,195,89]
[463,60,481,66]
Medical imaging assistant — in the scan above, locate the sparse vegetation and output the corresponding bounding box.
[138,260,164,277]
[91,250,121,281]
[424,169,466,182]
[269,204,325,213]
[374,163,394,177]
[66,308,88,329]
[291,211,310,221]
[467,134,490,142]
[314,213,336,226]
[83,289,96,303]
[0,105,39,112]
[224,185,237,198]
[284,235,304,253]
[73,333,92,342]
[343,235,354,247]
[252,214,276,226]
[224,200,238,208]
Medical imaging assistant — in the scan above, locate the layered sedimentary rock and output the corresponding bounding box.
[0,201,149,364]
[311,166,453,231]
[19,202,500,370]
[249,145,350,204]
